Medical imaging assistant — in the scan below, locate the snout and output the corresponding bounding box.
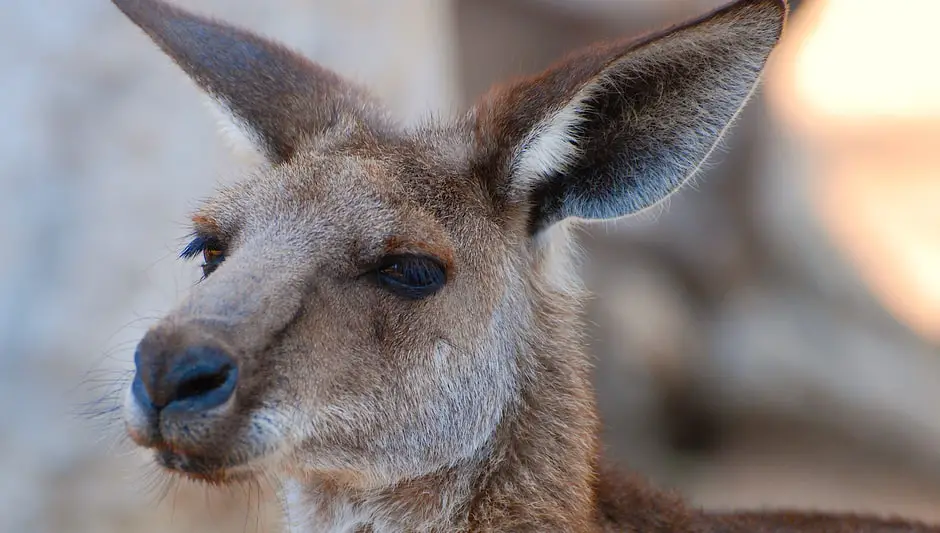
[124,326,241,451]
[122,323,291,482]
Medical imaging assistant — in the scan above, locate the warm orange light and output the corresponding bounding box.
[818,158,940,341]
[791,0,940,119]
[767,0,940,342]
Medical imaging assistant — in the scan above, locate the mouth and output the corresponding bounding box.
[124,380,288,485]
[152,447,253,485]
[125,418,247,484]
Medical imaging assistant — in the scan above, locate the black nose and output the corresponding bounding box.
[133,344,238,414]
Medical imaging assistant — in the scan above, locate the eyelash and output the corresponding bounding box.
[375,254,447,300]
[180,235,210,260]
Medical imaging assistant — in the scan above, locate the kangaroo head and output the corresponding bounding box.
[117,0,784,496]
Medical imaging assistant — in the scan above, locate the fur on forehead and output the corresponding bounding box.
[190,124,503,255]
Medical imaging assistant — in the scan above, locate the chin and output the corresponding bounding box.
[150,447,257,485]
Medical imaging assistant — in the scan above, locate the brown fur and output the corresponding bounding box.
[110,0,940,531]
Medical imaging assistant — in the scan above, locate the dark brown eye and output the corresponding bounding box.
[376,255,446,300]
[180,235,226,278]
[203,247,224,264]
[201,245,226,277]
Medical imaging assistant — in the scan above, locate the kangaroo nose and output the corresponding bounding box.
[133,343,238,413]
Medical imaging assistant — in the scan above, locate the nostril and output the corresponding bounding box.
[162,347,238,412]
[175,365,233,401]
[171,361,235,401]
[132,343,239,413]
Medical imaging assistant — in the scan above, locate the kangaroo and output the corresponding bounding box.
[112,0,940,531]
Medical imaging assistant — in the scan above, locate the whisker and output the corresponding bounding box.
[243,478,252,533]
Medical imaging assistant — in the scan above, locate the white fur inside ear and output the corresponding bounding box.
[204,96,267,166]
[508,94,590,198]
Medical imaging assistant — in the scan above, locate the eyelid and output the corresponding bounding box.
[374,254,447,300]
[355,253,439,282]
[376,253,445,273]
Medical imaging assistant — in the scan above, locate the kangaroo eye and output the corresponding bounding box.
[376,255,446,300]
[180,235,226,279]
[201,245,226,277]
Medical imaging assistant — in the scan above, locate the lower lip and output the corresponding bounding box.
[155,449,247,485]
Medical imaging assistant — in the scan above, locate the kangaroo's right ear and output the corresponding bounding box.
[112,0,387,164]
[473,0,786,234]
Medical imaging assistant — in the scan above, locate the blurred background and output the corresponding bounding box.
[1,0,939,531]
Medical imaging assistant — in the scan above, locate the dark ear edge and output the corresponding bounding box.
[472,0,787,234]
[112,0,389,163]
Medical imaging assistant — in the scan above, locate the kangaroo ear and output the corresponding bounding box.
[112,0,387,163]
[473,0,787,233]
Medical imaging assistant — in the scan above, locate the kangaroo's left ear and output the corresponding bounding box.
[111,0,388,164]
[473,0,787,233]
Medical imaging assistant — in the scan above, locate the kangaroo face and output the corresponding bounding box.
[115,0,784,490]
[126,128,528,485]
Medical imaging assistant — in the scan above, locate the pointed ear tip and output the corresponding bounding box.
[111,0,183,29]
[760,0,790,23]
[110,0,130,15]
[110,0,145,15]
[719,0,789,45]
[762,0,790,43]
[736,0,788,12]
[741,0,790,24]
[110,0,159,24]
